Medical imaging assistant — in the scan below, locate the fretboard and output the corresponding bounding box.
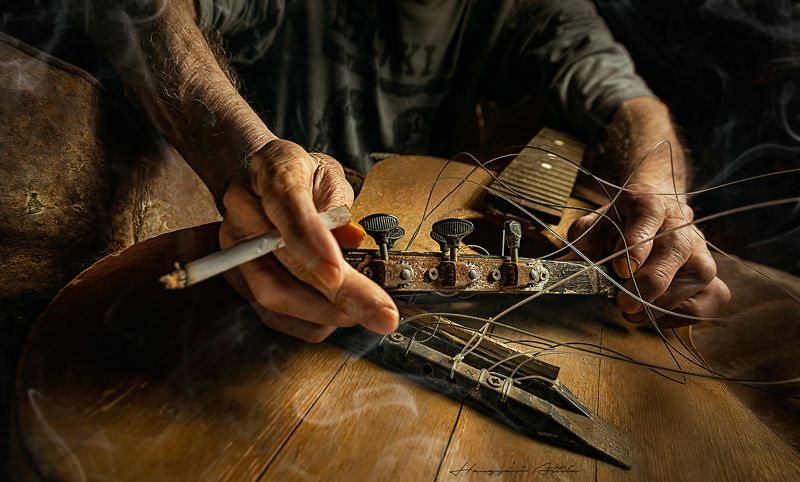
[487,127,584,223]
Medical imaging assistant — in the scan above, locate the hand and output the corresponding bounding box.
[219,139,399,342]
[564,183,730,327]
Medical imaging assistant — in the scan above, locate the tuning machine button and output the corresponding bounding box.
[386,227,405,251]
[430,230,447,256]
[359,213,399,260]
[431,218,474,261]
[504,220,522,263]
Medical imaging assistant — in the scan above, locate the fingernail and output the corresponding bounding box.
[365,306,399,334]
[614,258,640,278]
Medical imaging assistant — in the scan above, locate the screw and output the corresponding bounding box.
[389,332,404,343]
[487,375,503,388]
[529,269,539,283]
[427,268,439,280]
[400,268,412,280]
[363,267,374,278]
[468,268,479,281]
[490,269,501,281]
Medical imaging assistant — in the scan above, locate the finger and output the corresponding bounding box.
[220,178,275,245]
[273,248,399,334]
[631,277,731,328]
[251,303,338,343]
[238,254,358,328]
[249,140,345,293]
[612,192,666,278]
[310,152,355,211]
[223,267,341,342]
[622,243,717,322]
[560,210,616,261]
[616,217,698,314]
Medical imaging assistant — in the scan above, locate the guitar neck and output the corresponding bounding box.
[487,127,584,224]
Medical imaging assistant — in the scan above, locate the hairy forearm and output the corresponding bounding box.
[600,97,689,195]
[70,0,274,201]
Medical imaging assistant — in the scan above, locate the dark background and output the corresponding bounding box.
[596,0,800,274]
[1,0,799,476]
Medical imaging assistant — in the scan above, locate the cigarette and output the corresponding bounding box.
[160,206,351,289]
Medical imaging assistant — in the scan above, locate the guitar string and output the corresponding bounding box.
[423,177,796,322]
[394,140,799,389]
[441,143,797,379]
[435,144,800,310]
[451,143,799,379]
[397,196,800,387]
[400,315,800,388]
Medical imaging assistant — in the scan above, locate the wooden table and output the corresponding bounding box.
[11,221,800,481]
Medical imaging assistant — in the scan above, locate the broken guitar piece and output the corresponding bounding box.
[350,215,617,296]
[331,215,630,468]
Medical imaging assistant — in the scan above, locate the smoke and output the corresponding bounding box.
[595,0,800,270]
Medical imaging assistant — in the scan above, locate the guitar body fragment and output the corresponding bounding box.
[13,134,800,479]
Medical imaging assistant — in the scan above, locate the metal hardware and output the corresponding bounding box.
[386,227,405,251]
[430,230,448,256]
[504,220,522,263]
[359,213,399,260]
[344,250,616,297]
[431,218,474,261]
[329,319,631,469]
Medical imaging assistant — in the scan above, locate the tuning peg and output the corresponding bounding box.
[431,218,474,261]
[386,227,405,251]
[430,230,447,256]
[359,213,399,260]
[504,220,522,263]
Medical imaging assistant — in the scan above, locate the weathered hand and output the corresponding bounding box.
[565,183,730,327]
[219,139,399,342]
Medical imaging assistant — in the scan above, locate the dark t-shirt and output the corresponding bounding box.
[200,0,652,172]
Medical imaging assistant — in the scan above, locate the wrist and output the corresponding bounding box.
[605,97,690,195]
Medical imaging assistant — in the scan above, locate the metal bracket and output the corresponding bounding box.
[329,319,632,469]
[344,250,616,296]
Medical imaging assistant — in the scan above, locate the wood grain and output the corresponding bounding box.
[13,154,800,481]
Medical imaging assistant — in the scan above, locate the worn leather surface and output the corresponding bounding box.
[0,31,220,326]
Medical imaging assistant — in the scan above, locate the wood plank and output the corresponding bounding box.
[351,155,494,253]
[15,224,350,481]
[691,255,800,451]
[259,355,461,481]
[597,304,800,481]
[433,296,608,481]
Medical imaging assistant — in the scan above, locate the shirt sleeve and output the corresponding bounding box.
[487,0,654,139]
[196,0,286,64]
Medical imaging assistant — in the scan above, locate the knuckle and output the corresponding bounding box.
[709,277,731,305]
[627,226,656,246]
[637,268,671,298]
[685,251,717,284]
[252,284,289,315]
[697,259,717,284]
[222,181,248,212]
[679,298,704,317]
